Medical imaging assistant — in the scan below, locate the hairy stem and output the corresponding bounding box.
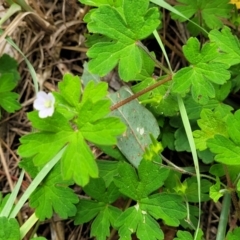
[110,75,172,111]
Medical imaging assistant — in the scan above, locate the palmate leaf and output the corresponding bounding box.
[207,110,240,165]
[172,37,230,104]
[113,160,186,239]
[86,0,160,81]
[115,205,164,240]
[74,177,121,240]
[193,108,229,151]
[171,0,233,29]
[29,163,79,220]
[79,0,123,7]
[174,229,204,240]
[18,75,126,186]
[0,217,20,240]
[209,26,240,66]
[0,54,21,114]
[207,135,240,165]
[114,160,169,200]
[226,227,240,240]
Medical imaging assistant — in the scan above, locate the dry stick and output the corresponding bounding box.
[0,142,14,191]
[110,75,172,111]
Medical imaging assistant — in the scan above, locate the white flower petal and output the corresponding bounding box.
[34,91,55,118]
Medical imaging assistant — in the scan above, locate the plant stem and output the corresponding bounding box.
[216,192,231,240]
[136,41,172,75]
[110,75,172,111]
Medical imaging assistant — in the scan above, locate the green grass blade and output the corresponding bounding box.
[20,212,38,239]
[9,146,66,218]
[153,30,172,73]
[0,170,24,217]
[216,192,231,240]
[5,36,39,93]
[177,96,201,240]
[150,0,208,35]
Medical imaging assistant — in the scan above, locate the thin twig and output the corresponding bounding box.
[110,75,172,111]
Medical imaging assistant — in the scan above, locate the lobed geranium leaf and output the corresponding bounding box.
[0,217,20,240]
[174,229,203,240]
[0,54,20,81]
[210,177,223,202]
[86,0,160,81]
[193,108,229,151]
[183,177,211,202]
[0,54,21,115]
[209,26,240,66]
[171,0,233,29]
[225,227,240,240]
[115,205,164,240]
[74,178,122,240]
[18,75,126,186]
[114,160,169,200]
[0,92,21,113]
[226,110,240,145]
[79,0,122,7]
[58,74,81,107]
[206,110,240,165]
[29,163,79,220]
[207,135,240,165]
[141,193,186,226]
[172,37,230,104]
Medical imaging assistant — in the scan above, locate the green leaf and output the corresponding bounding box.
[174,229,204,240]
[184,177,211,202]
[0,73,17,92]
[18,158,39,178]
[114,160,169,200]
[171,0,233,29]
[29,163,79,220]
[86,0,160,80]
[109,87,160,167]
[193,108,229,151]
[81,118,125,145]
[79,0,123,7]
[97,160,119,187]
[209,26,240,66]
[226,227,240,240]
[74,196,121,240]
[58,74,81,107]
[185,97,219,120]
[210,177,223,202]
[0,54,20,81]
[31,238,47,240]
[226,110,240,145]
[174,126,190,152]
[18,77,126,186]
[210,164,240,182]
[115,205,164,240]
[0,217,20,240]
[207,135,240,165]
[141,193,186,226]
[0,92,21,113]
[83,178,121,203]
[172,38,230,104]
[90,206,121,240]
[74,200,106,224]
[0,54,21,114]
[174,230,193,240]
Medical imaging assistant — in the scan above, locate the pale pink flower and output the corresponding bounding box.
[33,91,55,118]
